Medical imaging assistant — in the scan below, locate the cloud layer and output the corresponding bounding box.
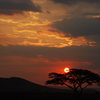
[0,0,41,15]
[52,0,100,4]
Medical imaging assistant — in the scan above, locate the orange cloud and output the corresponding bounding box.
[0,1,96,48]
[0,26,96,47]
[0,23,96,47]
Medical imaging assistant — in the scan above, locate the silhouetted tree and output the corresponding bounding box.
[46,69,100,100]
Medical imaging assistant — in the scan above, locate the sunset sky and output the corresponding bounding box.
[0,0,100,85]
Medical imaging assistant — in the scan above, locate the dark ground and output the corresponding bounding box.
[0,92,100,100]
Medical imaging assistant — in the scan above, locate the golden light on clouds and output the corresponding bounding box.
[0,14,96,47]
[0,0,96,48]
[0,25,96,47]
[0,11,52,27]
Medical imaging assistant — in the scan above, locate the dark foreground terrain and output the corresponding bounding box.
[0,92,100,100]
[0,77,100,100]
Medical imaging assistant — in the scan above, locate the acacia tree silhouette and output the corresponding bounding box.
[46,69,100,100]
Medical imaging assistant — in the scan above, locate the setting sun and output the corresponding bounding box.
[64,67,70,73]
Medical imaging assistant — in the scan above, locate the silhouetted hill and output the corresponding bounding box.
[0,77,69,94]
[0,77,57,93]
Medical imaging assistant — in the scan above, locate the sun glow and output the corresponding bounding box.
[64,67,70,73]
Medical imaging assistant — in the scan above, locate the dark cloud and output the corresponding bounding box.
[52,0,100,4]
[0,46,100,66]
[0,0,41,15]
[83,12,100,16]
[52,17,100,39]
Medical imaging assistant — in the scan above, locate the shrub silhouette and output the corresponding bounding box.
[46,69,100,100]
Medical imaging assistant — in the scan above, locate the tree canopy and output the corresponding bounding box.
[46,69,100,91]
